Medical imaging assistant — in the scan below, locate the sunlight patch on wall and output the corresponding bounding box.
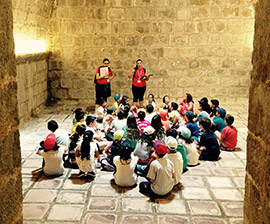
[14,36,46,55]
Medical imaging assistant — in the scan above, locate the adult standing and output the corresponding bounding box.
[128,59,150,108]
[95,58,115,111]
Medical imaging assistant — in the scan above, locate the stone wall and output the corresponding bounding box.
[12,0,54,40]
[0,0,23,223]
[244,0,270,223]
[48,0,254,105]
[16,53,51,122]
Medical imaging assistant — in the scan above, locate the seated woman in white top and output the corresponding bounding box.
[75,130,99,178]
[113,140,139,187]
[37,133,68,176]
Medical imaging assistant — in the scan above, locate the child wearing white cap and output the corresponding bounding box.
[178,126,199,166]
[165,136,183,185]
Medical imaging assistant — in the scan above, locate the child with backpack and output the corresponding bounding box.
[101,130,125,171]
[37,133,68,176]
[134,126,155,164]
[139,140,175,197]
[165,136,183,185]
[75,130,99,178]
[178,126,199,166]
[113,141,139,187]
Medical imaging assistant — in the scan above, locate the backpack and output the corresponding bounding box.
[94,66,112,84]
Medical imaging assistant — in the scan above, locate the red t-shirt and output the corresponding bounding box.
[221,125,238,148]
[96,66,113,84]
[132,68,146,87]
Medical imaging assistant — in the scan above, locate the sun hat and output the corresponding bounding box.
[143,126,155,135]
[113,130,124,141]
[165,136,178,151]
[178,126,191,139]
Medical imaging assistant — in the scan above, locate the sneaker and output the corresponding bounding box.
[101,160,115,171]
[87,171,96,178]
[77,171,85,178]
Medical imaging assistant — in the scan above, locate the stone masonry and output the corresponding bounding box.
[16,53,51,122]
[48,0,254,105]
[244,0,270,223]
[0,0,23,223]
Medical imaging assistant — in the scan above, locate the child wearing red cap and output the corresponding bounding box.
[139,140,175,196]
[37,133,68,176]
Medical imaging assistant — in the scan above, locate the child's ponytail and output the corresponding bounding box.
[81,131,94,160]
[69,124,86,151]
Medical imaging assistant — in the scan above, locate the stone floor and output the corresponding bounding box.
[21,101,248,224]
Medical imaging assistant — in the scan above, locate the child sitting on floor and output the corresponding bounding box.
[178,126,199,166]
[113,140,139,187]
[123,115,141,149]
[103,106,115,132]
[179,93,194,115]
[197,117,220,161]
[113,93,121,112]
[209,99,219,117]
[139,140,175,197]
[75,130,99,178]
[73,108,83,124]
[184,111,199,141]
[166,128,188,172]
[96,99,107,122]
[137,110,151,134]
[134,126,155,164]
[68,124,86,166]
[37,133,68,176]
[71,111,86,134]
[220,114,238,151]
[212,108,226,133]
[102,130,124,171]
[146,93,156,111]
[165,136,183,186]
[159,110,170,131]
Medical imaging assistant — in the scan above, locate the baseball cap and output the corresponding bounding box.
[216,108,226,118]
[113,130,124,141]
[184,111,194,120]
[154,140,168,156]
[165,136,178,151]
[159,110,168,120]
[143,126,155,135]
[114,94,121,101]
[178,126,191,139]
[44,133,56,150]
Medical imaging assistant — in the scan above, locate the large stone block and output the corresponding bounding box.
[177,7,190,19]
[96,22,112,34]
[126,8,143,20]
[151,22,173,33]
[125,35,141,46]
[158,8,176,19]
[108,8,125,19]
[190,34,209,46]
[169,35,189,46]
[135,22,150,33]
[119,21,134,33]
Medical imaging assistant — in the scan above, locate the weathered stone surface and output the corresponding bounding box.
[0,1,22,223]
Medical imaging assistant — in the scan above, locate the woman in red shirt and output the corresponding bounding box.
[95,58,115,110]
[128,59,150,108]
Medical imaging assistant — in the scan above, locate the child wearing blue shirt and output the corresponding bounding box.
[197,118,220,161]
[184,111,199,141]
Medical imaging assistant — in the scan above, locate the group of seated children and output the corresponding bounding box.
[37,93,238,197]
